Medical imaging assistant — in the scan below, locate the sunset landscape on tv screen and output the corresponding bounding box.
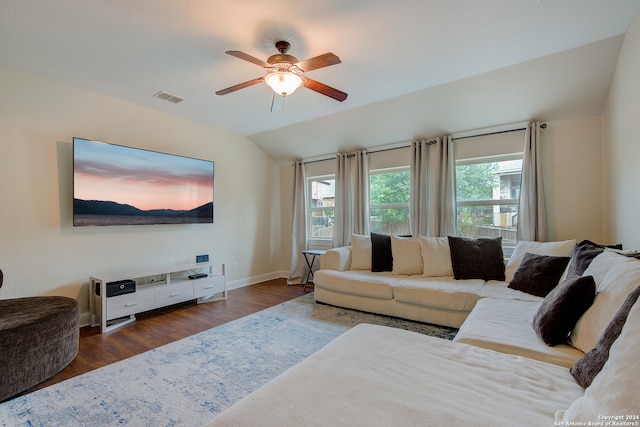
[73,138,214,226]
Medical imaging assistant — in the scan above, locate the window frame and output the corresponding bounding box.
[454,153,523,257]
[306,174,335,245]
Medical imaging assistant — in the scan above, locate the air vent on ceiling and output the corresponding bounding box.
[153,91,185,104]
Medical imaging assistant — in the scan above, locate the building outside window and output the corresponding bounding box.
[455,155,523,255]
[307,176,335,240]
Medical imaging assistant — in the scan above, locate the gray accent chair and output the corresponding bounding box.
[0,269,80,402]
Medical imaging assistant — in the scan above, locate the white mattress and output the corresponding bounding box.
[207,324,583,427]
[454,298,585,367]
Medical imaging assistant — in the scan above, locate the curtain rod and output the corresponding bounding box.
[452,123,546,141]
[300,122,547,165]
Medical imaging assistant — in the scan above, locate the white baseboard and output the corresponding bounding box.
[226,270,289,290]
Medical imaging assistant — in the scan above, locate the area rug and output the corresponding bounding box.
[0,293,457,426]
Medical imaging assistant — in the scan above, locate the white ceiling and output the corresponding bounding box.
[1,0,639,163]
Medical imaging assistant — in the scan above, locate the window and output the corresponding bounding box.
[369,168,410,234]
[307,176,335,239]
[455,155,522,253]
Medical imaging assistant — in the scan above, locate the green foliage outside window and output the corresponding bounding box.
[370,171,410,233]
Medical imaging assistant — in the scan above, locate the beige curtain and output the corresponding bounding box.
[332,150,369,247]
[517,121,547,241]
[287,161,307,284]
[409,136,456,237]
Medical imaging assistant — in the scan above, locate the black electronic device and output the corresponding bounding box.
[196,254,209,263]
[96,279,136,297]
[188,273,208,280]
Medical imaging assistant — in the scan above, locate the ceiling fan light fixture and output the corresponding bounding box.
[264,71,303,97]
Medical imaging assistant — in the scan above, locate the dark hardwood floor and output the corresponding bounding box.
[33,279,309,392]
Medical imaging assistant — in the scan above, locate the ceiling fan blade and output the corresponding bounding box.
[225,51,272,68]
[215,77,264,96]
[295,53,341,72]
[301,77,348,102]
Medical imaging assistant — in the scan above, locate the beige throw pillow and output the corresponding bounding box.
[350,234,372,270]
[391,236,423,275]
[419,236,453,277]
[569,258,640,353]
[505,240,576,283]
[557,290,640,423]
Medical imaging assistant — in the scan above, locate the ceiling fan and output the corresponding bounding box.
[216,41,348,103]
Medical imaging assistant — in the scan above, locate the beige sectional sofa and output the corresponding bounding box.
[209,238,640,426]
[314,236,574,328]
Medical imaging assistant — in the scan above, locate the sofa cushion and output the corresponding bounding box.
[447,236,505,281]
[393,276,484,312]
[557,289,640,423]
[570,285,640,388]
[505,239,576,283]
[479,281,544,302]
[532,275,596,345]
[312,269,397,300]
[391,236,423,275]
[419,236,453,277]
[508,252,571,297]
[350,234,371,270]
[570,255,640,353]
[454,298,585,368]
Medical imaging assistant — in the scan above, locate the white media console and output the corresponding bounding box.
[90,262,226,333]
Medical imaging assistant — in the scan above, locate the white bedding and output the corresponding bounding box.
[207,324,583,427]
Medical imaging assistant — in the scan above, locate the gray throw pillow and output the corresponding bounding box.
[570,285,640,388]
[508,252,570,297]
[532,275,596,346]
[566,240,624,277]
[447,236,505,281]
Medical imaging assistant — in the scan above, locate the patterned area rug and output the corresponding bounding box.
[0,293,457,426]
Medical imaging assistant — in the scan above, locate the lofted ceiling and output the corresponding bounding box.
[1,0,639,163]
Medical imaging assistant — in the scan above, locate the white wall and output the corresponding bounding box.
[0,64,282,324]
[602,12,640,249]
[277,117,606,273]
[541,117,604,242]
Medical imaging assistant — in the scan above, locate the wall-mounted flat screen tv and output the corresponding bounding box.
[73,137,214,226]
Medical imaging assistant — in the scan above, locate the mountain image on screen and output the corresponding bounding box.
[73,200,213,225]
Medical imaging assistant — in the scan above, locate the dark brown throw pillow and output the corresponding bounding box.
[565,240,621,277]
[371,232,411,272]
[508,252,570,297]
[532,275,596,345]
[371,232,393,272]
[447,236,505,281]
[571,285,640,388]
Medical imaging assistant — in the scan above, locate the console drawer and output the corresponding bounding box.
[194,275,225,299]
[106,287,156,320]
[156,281,194,306]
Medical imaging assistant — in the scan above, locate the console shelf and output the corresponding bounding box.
[90,263,226,333]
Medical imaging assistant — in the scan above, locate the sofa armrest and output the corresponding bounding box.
[321,246,352,271]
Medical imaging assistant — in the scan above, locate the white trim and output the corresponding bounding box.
[226,271,286,290]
